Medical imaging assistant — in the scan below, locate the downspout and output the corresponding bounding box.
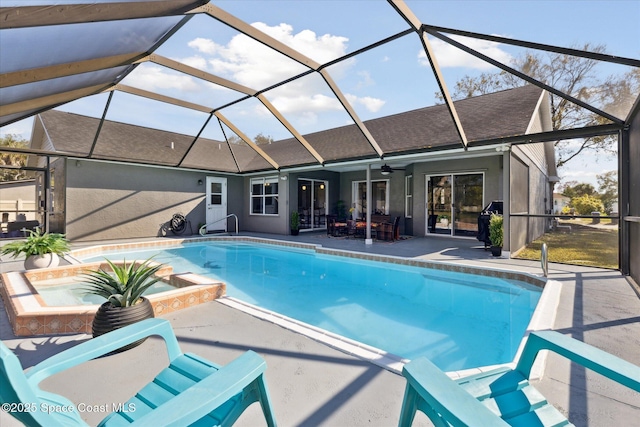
[366,164,373,245]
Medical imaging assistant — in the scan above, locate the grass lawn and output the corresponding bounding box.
[514,221,618,269]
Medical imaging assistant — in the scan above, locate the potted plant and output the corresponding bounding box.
[82,258,163,352]
[1,227,70,269]
[290,210,300,235]
[489,213,504,257]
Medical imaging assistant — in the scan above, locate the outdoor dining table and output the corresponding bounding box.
[333,221,379,238]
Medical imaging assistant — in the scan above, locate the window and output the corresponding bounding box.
[251,177,278,215]
[405,175,413,218]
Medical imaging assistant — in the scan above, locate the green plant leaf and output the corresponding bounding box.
[81,257,165,307]
[0,228,70,258]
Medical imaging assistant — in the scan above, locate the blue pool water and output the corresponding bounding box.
[35,280,177,307]
[82,242,542,371]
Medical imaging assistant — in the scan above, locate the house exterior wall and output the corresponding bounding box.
[335,155,503,238]
[239,170,342,235]
[241,172,288,234]
[553,193,570,214]
[65,159,243,241]
[411,155,503,237]
[60,147,551,248]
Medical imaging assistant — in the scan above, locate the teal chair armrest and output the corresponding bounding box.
[26,319,182,386]
[127,350,272,427]
[516,330,640,391]
[400,357,509,427]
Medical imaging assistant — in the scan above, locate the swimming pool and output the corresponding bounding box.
[80,240,543,372]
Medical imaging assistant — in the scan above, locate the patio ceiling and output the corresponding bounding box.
[1,0,639,174]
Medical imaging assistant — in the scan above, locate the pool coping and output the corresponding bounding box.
[64,236,560,378]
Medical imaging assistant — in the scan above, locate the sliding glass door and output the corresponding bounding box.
[353,180,389,220]
[426,173,484,237]
[297,179,328,231]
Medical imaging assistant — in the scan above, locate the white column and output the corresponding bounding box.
[365,164,373,245]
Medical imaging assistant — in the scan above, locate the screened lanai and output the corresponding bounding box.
[1,0,639,281]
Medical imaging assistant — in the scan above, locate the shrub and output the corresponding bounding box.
[489,213,503,247]
[572,194,605,215]
[290,211,300,230]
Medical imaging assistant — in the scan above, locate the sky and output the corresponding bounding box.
[2,0,639,187]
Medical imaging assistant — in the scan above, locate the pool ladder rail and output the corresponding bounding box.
[199,214,239,236]
[541,242,548,277]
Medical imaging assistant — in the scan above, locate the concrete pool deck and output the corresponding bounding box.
[1,232,640,426]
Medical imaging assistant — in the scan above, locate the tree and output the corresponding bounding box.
[436,44,639,168]
[561,182,596,200]
[572,194,604,215]
[1,134,29,182]
[254,133,274,145]
[596,170,618,214]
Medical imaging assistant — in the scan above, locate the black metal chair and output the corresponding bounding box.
[346,220,356,238]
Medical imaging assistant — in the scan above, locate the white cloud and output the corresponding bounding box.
[355,70,375,89]
[252,22,349,64]
[180,55,209,71]
[125,65,201,93]
[345,94,385,113]
[187,37,220,55]
[421,35,512,70]
[272,93,343,115]
[183,22,350,90]
[174,22,387,126]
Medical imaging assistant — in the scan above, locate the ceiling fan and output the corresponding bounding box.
[380,164,405,175]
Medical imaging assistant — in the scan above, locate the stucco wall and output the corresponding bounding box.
[241,172,288,235]
[65,160,242,241]
[411,155,503,237]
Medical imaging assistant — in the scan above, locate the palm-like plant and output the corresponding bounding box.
[1,227,70,258]
[489,213,504,247]
[82,258,164,307]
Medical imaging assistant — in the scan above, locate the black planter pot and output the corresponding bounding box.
[92,297,154,353]
[490,245,503,257]
[290,229,299,236]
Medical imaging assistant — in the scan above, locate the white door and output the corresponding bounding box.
[206,177,227,232]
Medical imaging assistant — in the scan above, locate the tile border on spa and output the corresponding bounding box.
[0,261,226,337]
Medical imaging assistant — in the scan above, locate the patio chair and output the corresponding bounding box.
[398,330,640,427]
[378,216,400,241]
[346,219,357,238]
[1,318,277,427]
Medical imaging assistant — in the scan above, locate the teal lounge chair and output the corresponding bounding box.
[1,318,276,426]
[399,330,640,426]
